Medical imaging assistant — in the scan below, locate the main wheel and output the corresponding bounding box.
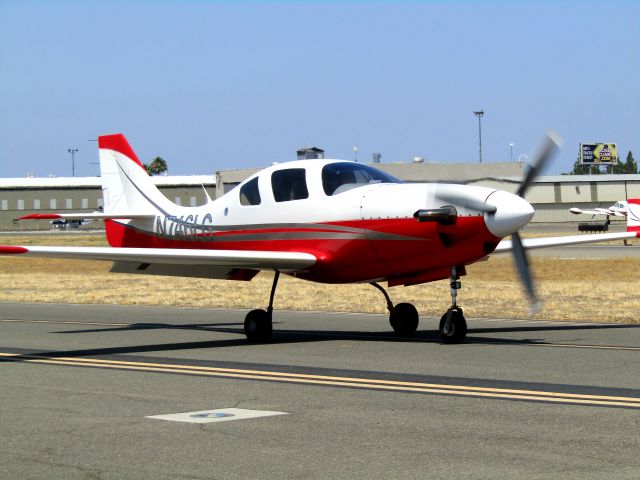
[244,309,272,342]
[439,308,467,344]
[389,302,419,336]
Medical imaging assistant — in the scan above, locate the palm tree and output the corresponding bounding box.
[144,156,168,176]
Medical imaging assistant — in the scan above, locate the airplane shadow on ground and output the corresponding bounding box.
[2,320,638,361]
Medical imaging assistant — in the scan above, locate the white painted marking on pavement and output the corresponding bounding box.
[146,408,288,424]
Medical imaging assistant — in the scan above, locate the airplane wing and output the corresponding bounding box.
[568,208,625,217]
[494,231,637,253]
[0,245,317,280]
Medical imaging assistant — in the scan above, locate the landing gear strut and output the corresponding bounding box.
[244,271,279,342]
[371,282,419,336]
[439,266,467,344]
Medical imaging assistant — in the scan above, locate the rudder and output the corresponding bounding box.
[98,133,173,215]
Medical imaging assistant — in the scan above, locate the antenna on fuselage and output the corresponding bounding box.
[202,185,213,204]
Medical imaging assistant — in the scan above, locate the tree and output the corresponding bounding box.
[609,151,636,174]
[144,156,168,176]
[624,150,637,174]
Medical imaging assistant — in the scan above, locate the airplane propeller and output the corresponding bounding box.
[510,131,562,312]
[427,131,562,312]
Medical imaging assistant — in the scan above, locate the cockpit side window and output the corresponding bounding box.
[322,162,401,196]
[271,168,309,202]
[239,177,261,206]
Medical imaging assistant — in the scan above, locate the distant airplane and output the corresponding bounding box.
[2,132,639,344]
[570,201,628,218]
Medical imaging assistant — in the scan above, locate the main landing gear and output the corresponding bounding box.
[244,271,279,342]
[245,268,467,344]
[370,282,419,336]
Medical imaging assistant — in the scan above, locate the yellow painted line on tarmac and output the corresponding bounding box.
[1,352,640,409]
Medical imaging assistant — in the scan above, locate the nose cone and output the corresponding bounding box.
[484,190,534,238]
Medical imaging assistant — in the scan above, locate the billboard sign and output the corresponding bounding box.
[580,143,618,164]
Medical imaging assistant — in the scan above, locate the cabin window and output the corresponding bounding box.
[322,162,401,196]
[239,177,261,206]
[271,169,308,202]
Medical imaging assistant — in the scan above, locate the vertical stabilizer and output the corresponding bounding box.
[98,134,173,215]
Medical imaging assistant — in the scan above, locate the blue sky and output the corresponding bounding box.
[0,1,638,177]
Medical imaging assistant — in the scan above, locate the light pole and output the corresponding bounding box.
[518,154,528,163]
[352,146,358,162]
[67,148,78,176]
[473,110,484,163]
[509,143,514,162]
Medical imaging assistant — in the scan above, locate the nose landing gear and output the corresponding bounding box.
[439,266,467,344]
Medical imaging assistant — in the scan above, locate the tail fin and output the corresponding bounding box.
[98,134,173,215]
[626,199,640,232]
[99,134,176,247]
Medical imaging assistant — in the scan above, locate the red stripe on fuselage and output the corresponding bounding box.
[105,218,499,284]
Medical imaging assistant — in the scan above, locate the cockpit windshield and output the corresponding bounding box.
[322,162,401,196]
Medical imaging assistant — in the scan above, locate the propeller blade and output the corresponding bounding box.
[434,187,497,214]
[511,231,541,314]
[516,130,563,198]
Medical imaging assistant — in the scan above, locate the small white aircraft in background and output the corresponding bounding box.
[570,201,628,218]
[2,132,639,344]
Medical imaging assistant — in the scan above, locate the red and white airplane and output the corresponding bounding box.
[2,133,639,343]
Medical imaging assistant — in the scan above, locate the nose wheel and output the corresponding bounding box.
[439,267,467,343]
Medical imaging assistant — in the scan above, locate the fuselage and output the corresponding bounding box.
[105,159,533,285]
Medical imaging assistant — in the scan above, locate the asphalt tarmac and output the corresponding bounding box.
[1,302,639,479]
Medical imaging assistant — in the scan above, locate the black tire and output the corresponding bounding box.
[244,309,272,342]
[389,302,419,336]
[439,308,467,344]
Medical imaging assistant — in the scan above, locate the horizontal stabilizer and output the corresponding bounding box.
[19,213,156,221]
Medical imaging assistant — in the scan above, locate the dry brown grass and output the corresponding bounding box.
[1,234,638,323]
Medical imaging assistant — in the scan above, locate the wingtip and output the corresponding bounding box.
[19,213,61,220]
[0,246,29,254]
